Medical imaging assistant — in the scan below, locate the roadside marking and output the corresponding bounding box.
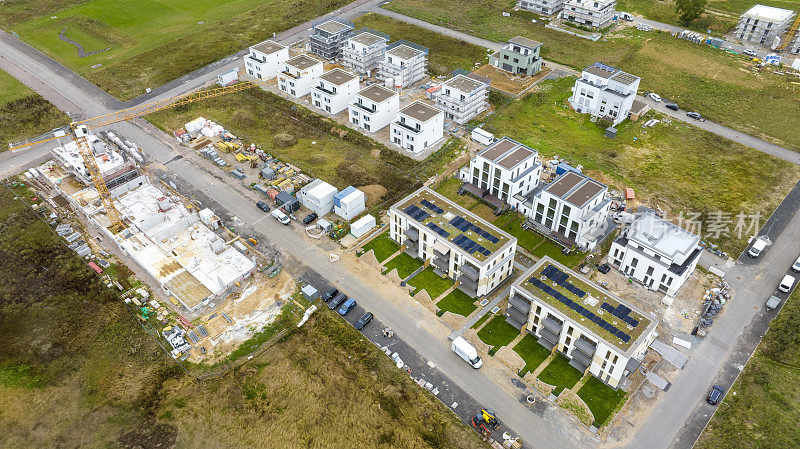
[251,215,270,226]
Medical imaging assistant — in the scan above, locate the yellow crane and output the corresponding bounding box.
[776,14,800,52]
[9,77,267,233]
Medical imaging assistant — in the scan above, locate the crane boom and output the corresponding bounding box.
[10,77,267,233]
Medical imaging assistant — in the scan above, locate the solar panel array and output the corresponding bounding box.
[453,234,492,256]
[420,199,444,214]
[449,216,500,244]
[601,302,639,328]
[427,222,451,238]
[404,204,429,222]
[542,265,586,298]
[528,269,632,344]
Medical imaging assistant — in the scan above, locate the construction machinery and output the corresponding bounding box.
[471,408,501,437]
[8,77,269,233]
[776,14,800,52]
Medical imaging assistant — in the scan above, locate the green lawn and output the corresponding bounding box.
[407,266,453,299]
[436,288,477,317]
[531,240,586,269]
[577,376,626,428]
[382,252,424,279]
[353,13,489,76]
[513,334,551,376]
[476,315,520,353]
[386,0,800,151]
[434,177,479,210]
[11,0,352,100]
[537,353,583,396]
[0,69,69,148]
[493,214,544,254]
[360,232,399,262]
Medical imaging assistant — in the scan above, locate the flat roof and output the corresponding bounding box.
[318,68,357,85]
[357,84,397,103]
[544,171,606,208]
[509,36,542,49]
[443,74,486,93]
[610,71,639,85]
[251,40,285,55]
[625,212,700,259]
[584,62,619,79]
[350,31,387,46]
[285,54,321,70]
[516,257,654,352]
[742,4,794,22]
[387,44,423,60]
[565,179,604,208]
[315,20,352,35]
[478,137,537,170]
[393,187,514,262]
[400,101,442,122]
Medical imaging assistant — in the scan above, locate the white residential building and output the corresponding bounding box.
[508,257,658,388]
[560,0,617,28]
[348,84,399,132]
[308,18,354,61]
[390,187,518,297]
[735,5,794,47]
[341,28,390,75]
[608,212,702,296]
[277,54,323,98]
[378,41,428,88]
[458,137,542,205]
[568,62,640,126]
[516,171,611,251]
[312,68,360,115]
[51,135,138,189]
[432,74,490,124]
[390,101,444,154]
[244,40,289,80]
[517,0,566,16]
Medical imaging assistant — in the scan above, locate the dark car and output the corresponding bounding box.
[665,101,679,111]
[707,385,725,405]
[354,312,373,330]
[338,297,357,316]
[328,293,347,310]
[322,287,339,302]
[686,111,702,120]
[598,263,611,274]
[256,201,271,212]
[302,212,318,225]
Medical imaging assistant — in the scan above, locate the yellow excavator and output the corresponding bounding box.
[471,408,501,437]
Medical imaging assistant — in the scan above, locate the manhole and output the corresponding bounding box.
[526,395,536,404]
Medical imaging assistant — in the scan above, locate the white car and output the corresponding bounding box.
[792,256,800,272]
[648,93,662,102]
[778,274,796,293]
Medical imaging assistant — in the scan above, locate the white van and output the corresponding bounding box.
[778,275,796,293]
[272,209,290,225]
[748,236,768,258]
[451,336,482,369]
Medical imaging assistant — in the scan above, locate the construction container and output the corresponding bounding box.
[275,191,300,212]
[185,117,207,134]
[267,189,279,200]
[333,186,366,221]
[218,68,239,86]
[471,127,494,146]
[229,169,246,180]
[350,214,376,239]
[298,179,338,216]
[253,184,270,197]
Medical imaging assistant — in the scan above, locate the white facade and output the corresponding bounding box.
[609,212,702,296]
[244,40,289,80]
[341,29,389,75]
[459,137,541,204]
[277,54,323,98]
[378,42,428,88]
[348,84,400,133]
[569,62,640,126]
[433,74,489,124]
[791,34,800,54]
[735,5,794,47]
[389,187,517,298]
[517,0,566,16]
[516,171,611,251]
[298,179,338,216]
[312,68,360,115]
[389,101,444,154]
[560,0,617,28]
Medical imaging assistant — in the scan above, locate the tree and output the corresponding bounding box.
[676,0,707,24]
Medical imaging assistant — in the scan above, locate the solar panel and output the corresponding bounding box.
[420,199,444,214]
[620,333,631,343]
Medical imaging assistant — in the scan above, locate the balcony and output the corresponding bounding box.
[247,55,266,64]
[459,263,479,280]
[569,356,589,374]
[542,316,563,333]
[351,101,376,114]
[394,120,421,134]
[404,226,419,241]
[314,84,336,96]
[539,326,559,345]
[508,294,531,314]
[432,255,449,270]
[507,306,528,324]
[506,314,525,330]
[457,279,478,297]
[280,70,302,80]
[573,338,597,358]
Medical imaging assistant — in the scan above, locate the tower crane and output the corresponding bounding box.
[9,76,268,233]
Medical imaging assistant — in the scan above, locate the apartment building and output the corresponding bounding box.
[51,135,138,189]
[390,101,444,154]
[517,0,566,16]
[312,68,360,115]
[390,187,517,297]
[609,212,702,296]
[516,171,611,251]
[735,4,794,46]
[341,28,390,75]
[791,33,800,54]
[568,62,640,126]
[432,73,490,124]
[308,18,354,61]
[348,84,400,132]
[508,257,657,388]
[378,40,428,88]
[244,40,289,80]
[560,0,617,28]
[277,54,323,98]
[459,137,542,205]
[488,36,543,76]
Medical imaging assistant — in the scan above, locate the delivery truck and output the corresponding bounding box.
[451,337,482,369]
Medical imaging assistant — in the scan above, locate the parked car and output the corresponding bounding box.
[778,274,796,293]
[328,293,347,310]
[648,92,662,102]
[256,201,270,212]
[686,111,702,120]
[272,209,290,225]
[706,385,725,405]
[743,48,757,57]
[598,263,611,274]
[664,101,679,111]
[338,297,356,316]
[303,212,318,225]
[791,255,800,272]
[748,236,768,258]
[354,312,373,330]
[322,287,339,302]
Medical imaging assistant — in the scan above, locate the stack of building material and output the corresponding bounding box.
[333,186,366,221]
[298,179,338,216]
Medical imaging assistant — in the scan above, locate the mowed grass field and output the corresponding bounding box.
[0,185,486,449]
[10,0,351,100]
[386,0,800,151]
[481,77,800,254]
[0,69,69,147]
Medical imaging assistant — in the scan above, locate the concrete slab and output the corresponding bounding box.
[650,340,689,369]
